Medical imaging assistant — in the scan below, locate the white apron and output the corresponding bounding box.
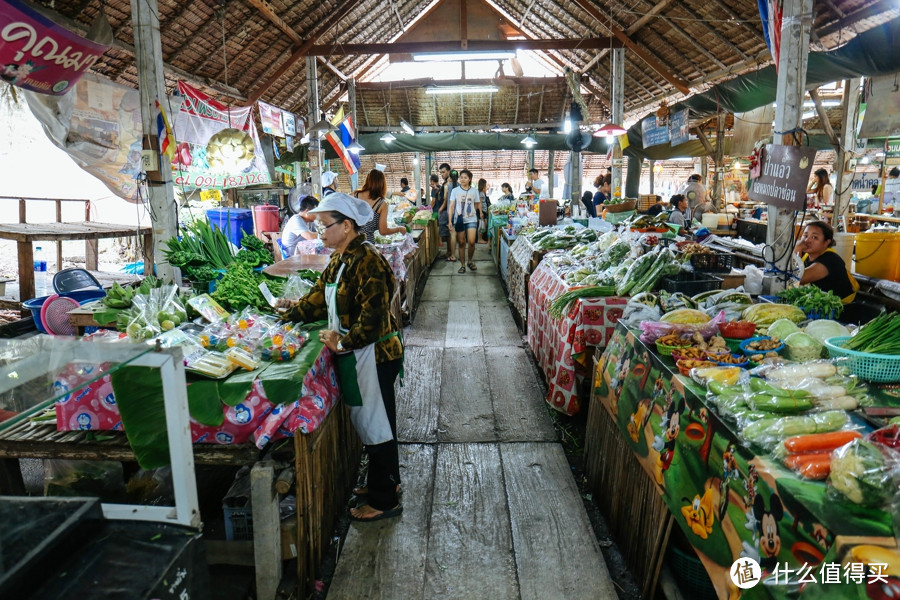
[326,262,393,446]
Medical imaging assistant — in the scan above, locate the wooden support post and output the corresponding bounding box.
[833,78,862,228]
[131,0,177,282]
[767,0,813,294]
[84,201,98,271]
[142,232,154,277]
[611,48,625,200]
[548,150,555,198]
[649,161,655,194]
[55,200,63,274]
[18,198,26,223]
[251,460,282,600]
[713,112,726,205]
[18,241,34,301]
[307,56,322,197]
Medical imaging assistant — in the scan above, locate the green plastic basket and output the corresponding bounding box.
[824,336,900,383]
[668,546,717,600]
[724,337,743,353]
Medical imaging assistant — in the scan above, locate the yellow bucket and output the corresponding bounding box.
[854,232,900,282]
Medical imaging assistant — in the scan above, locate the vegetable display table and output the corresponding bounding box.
[262,254,331,278]
[585,322,898,599]
[506,235,550,327]
[526,260,627,416]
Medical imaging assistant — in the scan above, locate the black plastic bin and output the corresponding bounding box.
[659,272,723,295]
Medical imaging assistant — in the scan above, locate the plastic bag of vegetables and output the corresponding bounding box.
[828,438,900,508]
[639,310,726,344]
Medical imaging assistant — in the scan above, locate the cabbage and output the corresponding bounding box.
[768,318,801,341]
[804,320,851,344]
[785,332,822,348]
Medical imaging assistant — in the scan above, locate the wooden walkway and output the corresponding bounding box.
[329,247,618,600]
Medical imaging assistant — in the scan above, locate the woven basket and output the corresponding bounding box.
[824,336,900,383]
[604,199,636,213]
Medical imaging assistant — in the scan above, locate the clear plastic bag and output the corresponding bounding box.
[639,310,726,344]
[827,437,900,508]
[281,274,315,302]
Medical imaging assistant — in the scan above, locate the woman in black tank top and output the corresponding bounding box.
[354,170,406,243]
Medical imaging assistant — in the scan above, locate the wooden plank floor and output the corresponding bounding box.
[329,246,617,600]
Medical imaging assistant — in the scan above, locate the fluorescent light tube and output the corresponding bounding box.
[413,51,515,62]
[425,85,499,95]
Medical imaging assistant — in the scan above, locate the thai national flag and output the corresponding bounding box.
[338,116,361,170]
[155,98,176,163]
[758,0,783,68]
[325,130,357,175]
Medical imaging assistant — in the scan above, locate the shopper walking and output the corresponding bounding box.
[279,193,403,522]
[477,178,490,244]
[436,163,458,262]
[449,169,481,273]
[355,169,406,244]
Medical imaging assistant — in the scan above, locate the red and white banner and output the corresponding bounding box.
[0,0,109,94]
[172,81,271,190]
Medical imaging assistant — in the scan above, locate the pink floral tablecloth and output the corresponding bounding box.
[507,236,537,324]
[526,261,628,416]
[54,348,340,449]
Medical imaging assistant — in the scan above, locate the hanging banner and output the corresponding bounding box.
[0,0,110,95]
[173,81,271,190]
[747,144,818,209]
[668,109,690,147]
[258,100,284,137]
[885,138,900,166]
[732,105,776,157]
[282,112,296,136]
[24,73,145,201]
[641,115,670,148]
[858,74,900,139]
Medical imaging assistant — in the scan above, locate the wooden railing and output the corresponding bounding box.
[8,197,96,270]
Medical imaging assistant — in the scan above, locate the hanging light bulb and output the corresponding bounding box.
[380,132,397,143]
[400,120,415,135]
[520,135,537,147]
[347,140,365,154]
[593,123,628,137]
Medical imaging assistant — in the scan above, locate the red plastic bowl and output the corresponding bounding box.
[718,321,757,339]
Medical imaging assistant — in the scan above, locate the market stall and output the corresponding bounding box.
[585,306,900,599]
[526,259,627,415]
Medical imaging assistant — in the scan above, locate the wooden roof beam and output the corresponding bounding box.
[674,4,750,61]
[570,0,691,94]
[706,0,766,43]
[245,0,302,45]
[305,38,624,56]
[657,15,727,70]
[248,0,365,104]
[583,0,675,73]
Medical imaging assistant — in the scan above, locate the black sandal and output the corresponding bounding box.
[468,262,477,271]
[458,265,466,274]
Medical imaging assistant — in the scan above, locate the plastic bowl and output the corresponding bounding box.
[713,354,750,368]
[22,290,106,334]
[718,321,757,339]
[739,336,785,356]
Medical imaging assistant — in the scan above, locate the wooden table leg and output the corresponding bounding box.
[251,460,282,600]
[142,232,154,277]
[17,241,35,301]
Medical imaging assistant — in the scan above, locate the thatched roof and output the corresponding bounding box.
[43,0,897,129]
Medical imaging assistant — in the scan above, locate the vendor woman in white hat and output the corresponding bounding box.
[278,192,403,522]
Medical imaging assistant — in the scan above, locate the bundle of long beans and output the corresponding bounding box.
[163,219,235,270]
[843,312,900,355]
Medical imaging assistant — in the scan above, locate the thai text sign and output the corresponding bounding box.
[641,115,669,148]
[0,0,109,94]
[748,144,818,209]
[885,138,900,166]
[172,81,271,190]
[668,109,690,146]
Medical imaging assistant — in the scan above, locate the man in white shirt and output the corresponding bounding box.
[527,168,549,199]
[280,196,319,256]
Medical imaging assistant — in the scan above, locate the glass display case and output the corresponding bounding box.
[0,337,199,528]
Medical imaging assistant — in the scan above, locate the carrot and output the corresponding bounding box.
[783,430,862,455]
[784,453,832,480]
